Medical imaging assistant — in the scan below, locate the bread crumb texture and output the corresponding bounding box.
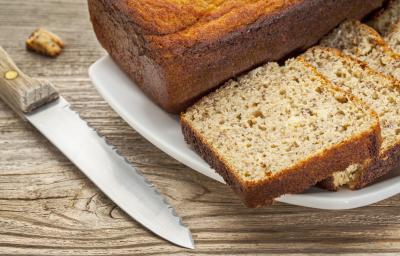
[303,47,400,187]
[320,20,400,80]
[303,47,400,154]
[369,0,400,55]
[368,0,400,36]
[183,60,375,182]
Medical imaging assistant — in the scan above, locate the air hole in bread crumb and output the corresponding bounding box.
[253,110,264,119]
[335,94,348,103]
[335,71,346,78]
[258,125,266,131]
[248,119,255,127]
[265,171,272,177]
[285,142,299,152]
[315,87,323,94]
[396,128,400,135]
[341,124,350,131]
[337,110,345,116]
[304,109,315,116]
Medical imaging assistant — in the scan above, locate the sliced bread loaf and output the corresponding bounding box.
[302,47,400,190]
[320,20,400,81]
[181,59,381,207]
[368,0,400,36]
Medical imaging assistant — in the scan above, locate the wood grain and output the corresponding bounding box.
[0,1,400,255]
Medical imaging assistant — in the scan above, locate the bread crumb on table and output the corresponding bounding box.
[26,28,65,57]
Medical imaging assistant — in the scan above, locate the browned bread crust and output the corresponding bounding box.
[88,0,383,113]
[182,117,381,208]
[354,144,400,189]
[319,144,400,191]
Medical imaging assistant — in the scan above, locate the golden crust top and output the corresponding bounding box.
[115,0,303,46]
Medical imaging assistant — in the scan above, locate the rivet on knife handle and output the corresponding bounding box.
[0,46,59,116]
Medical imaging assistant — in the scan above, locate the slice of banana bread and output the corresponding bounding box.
[181,59,381,207]
[368,0,400,36]
[387,22,400,54]
[367,0,400,55]
[320,20,400,80]
[302,47,400,190]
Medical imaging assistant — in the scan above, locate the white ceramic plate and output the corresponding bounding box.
[89,55,400,210]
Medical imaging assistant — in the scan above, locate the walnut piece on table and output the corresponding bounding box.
[26,28,65,57]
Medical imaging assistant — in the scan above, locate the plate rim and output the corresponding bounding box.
[89,55,400,210]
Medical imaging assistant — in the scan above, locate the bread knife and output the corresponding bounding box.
[0,46,194,249]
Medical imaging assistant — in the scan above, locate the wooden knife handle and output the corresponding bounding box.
[0,46,59,116]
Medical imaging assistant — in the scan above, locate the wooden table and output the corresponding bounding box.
[1,1,400,255]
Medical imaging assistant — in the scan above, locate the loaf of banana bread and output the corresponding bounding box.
[88,0,383,113]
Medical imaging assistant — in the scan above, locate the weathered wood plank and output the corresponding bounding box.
[1,0,400,255]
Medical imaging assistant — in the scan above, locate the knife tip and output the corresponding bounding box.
[179,229,195,250]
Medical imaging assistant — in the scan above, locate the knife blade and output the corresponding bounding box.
[0,46,194,249]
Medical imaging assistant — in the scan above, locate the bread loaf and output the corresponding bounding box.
[88,0,383,113]
[181,58,381,207]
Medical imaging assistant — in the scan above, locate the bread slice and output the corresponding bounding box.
[386,22,400,54]
[367,0,400,55]
[368,0,400,36]
[320,20,400,81]
[302,47,400,190]
[181,59,381,207]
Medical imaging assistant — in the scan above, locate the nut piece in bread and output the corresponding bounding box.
[26,28,64,57]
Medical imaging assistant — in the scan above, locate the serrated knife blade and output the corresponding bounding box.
[0,46,194,249]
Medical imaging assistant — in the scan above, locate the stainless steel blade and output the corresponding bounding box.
[25,97,194,249]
